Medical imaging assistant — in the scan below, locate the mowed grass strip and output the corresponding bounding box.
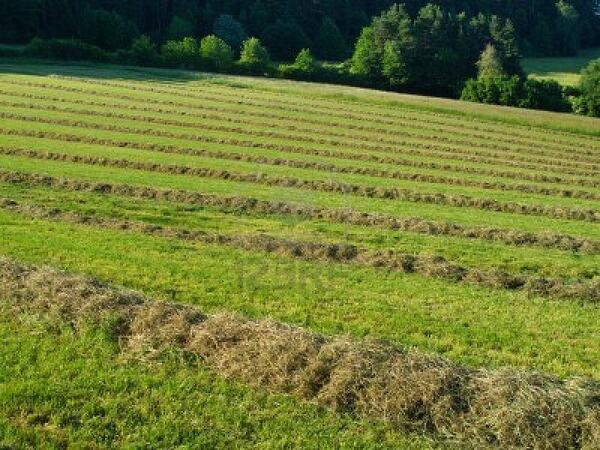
[2,154,600,242]
[3,100,596,181]
[0,208,599,379]
[1,140,599,224]
[2,182,598,277]
[2,259,598,449]
[3,194,599,300]
[3,113,600,202]
[2,113,600,212]
[1,78,597,165]
[4,77,598,171]
[3,62,598,138]
[25,72,600,154]
[3,172,599,258]
[2,89,600,179]
[0,309,435,450]
[0,212,600,378]
[4,116,599,193]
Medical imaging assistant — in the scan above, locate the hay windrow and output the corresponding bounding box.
[2,146,599,223]
[31,75,600,155]
[2,109,599,180]
[3,107,600,200]
[4,77,596,158]
[2,90,598,170]
[5,124,599,189]
[1,257,598,448]
[2,197,599,302]
[1,169,599,254]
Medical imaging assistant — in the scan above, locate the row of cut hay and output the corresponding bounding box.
[4,146,599,223]
[2,197,599,301]
[3,111,599,201]
[5,126,598,191]
[0,107,598,180]
[42,75,600,154]
[181,77,600,148]
[3,94,598,175]
[2,82,596,166]
[1,257,598,448]
[2,169,598,254]
[3,98,596,177]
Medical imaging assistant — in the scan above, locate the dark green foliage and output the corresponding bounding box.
[238,38,271,74]
[213,14,247,51]
[314,18,347,61]
[161,37,199,69]
[520,79,571,112]
[578,58,600,116]
[262,19,311,61]
[166,16,195,42]
[555,0,581,57]
[120,35,160,67]
[461,75,524,106]
[25,38,108,62]
[350,4,521,96]
[461,75,570,112]
[78,8,137,51]
[1,0,599,58]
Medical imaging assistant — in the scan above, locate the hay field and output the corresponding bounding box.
[0,61,599,448]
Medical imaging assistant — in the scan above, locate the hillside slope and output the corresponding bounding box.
[0,61,599,448]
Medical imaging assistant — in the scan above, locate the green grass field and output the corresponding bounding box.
[0,60,599,448]
[523,47,600,86]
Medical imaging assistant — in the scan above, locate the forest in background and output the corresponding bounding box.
[2,0,600,60]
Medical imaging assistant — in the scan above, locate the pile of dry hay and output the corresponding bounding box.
[1,258,598,449]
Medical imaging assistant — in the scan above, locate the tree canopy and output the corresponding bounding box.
[2,0,599,60]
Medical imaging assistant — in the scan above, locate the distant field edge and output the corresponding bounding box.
[1,59,599,137]
[1,256,599,449]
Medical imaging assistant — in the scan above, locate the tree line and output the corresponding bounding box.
[1,0,600,60]
[1,1,599,116]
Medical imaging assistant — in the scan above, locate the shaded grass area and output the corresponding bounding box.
[0,308,436,449]
[523,48,600,87]
[0,208,599,379]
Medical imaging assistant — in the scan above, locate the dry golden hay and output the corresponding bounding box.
[1,257,599,448]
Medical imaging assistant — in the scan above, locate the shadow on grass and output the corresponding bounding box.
[0,57,218,85]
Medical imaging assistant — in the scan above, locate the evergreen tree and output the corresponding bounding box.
[263,18,311,60]
[555,0,581,56]
[314,17,347,60]
[490,17,522,76]
[166,15,195,41]
[247,0,269,36]
[530,18,554,56]
[79,8,136,50]
[213,14,247,51]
